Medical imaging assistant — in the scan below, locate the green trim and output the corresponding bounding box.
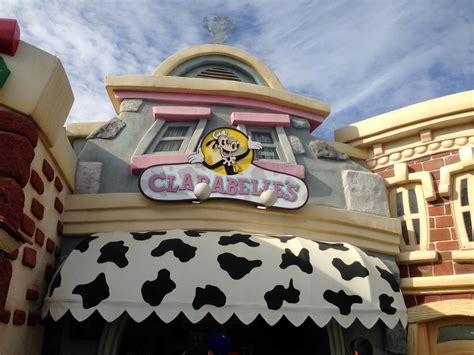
[0,57,11,89]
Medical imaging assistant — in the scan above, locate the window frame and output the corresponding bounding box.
[451,170,474,249]
[241,125,297,164]
[133,119,207,157]
[389,183,429,251]
[427,316,474,355]
[148,121,197,153]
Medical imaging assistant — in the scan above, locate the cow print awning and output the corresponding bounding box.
[42,230,407,329]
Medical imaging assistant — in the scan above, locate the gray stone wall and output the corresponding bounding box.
[75,100,388,214]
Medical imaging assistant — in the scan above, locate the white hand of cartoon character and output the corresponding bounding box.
[248,138,262,150]
[188,147,204,163]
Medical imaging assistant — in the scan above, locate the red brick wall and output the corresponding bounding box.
[0,109,67,331]
[375,149,474,307]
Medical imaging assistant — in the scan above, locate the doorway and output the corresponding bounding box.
[99,313,341,355]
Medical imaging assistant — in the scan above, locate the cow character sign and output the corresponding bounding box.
[139,128,308,209]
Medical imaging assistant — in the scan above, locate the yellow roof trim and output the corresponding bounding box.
[66,121,108,139]
[335,90,474,145]
[105,75,330,118]
[153,44,283,90]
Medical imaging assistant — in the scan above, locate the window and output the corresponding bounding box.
[452,170,474,249]
[131,117,208,174]
[248,128,282,161]
[427,317,474,355]
[389,184,428,251]
[147,122,197,153]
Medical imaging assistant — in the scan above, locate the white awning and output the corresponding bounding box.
[42,230,407,328]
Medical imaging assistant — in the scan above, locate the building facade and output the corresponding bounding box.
[0,19,471,355]
[335,92,474,354]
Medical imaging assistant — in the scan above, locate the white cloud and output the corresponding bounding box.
[2,0,473,139]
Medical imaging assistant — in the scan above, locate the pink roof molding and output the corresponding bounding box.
[230,112,290,128]
[153,106,211,121]
[254,161,305,179]
[115,91,324,131]
[131,153,189,174]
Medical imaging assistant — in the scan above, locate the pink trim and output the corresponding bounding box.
[254,161,305,179]
[153,106,211,121]
[230,112,290,127]
[131,153,189,174]
[115,91,324,131]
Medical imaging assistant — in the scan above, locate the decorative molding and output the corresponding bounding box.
[407,322,430,355]
[275,126,297,164]
[63,194,402,255]
[396,250,438,265]
[367,133,474,169]
[385,163,436,201]
[439,146,474,196]
[373,143,384,156]
[130,153,189,174]
[451,249,474,263]
[230,112,290,127]
[253,161,304,179]
[408,299,474,323]
[335,90,474,145]
[108,87,328,131]
[152,106,211,121]
[400,274,474,295]
[66,122,108,140]
[152,44,284,89]
[324,141,368,160]
[419,129,432,143]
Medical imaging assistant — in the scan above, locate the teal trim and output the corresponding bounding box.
[169,55,268,86]
[0,57,11,89]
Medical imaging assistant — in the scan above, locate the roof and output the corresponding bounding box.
[335,90,474,147]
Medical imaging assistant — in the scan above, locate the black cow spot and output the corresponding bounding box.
[49,272,62,297]
[72,273,110,309]
[280,248,313,274]
[192,285,226,310]
[332,258,369,281]
[217,253,262,280]
[141,269,176,307]
[316,241,349,252]
[74,237,98,253]
[219,233,260,247]
[379,294,397,315]
[323,290,362,315]
[376,266,400,292]
[151,239,197,262]
[273,236,295,243]
[97,241,129,268]
[264,279,300,310]
[131,231,167,241]
[184,231,203,237]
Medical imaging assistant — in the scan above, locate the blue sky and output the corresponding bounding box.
[4,0,473,139]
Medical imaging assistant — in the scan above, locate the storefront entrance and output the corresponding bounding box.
[99,313,332,355]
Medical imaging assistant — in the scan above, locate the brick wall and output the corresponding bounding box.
[375,148,474,307]
[0,109,69,354]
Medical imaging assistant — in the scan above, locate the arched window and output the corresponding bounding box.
[452,170,474,249]
[389,184,429,251]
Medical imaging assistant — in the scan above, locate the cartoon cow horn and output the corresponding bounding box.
[212,130,226,139]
